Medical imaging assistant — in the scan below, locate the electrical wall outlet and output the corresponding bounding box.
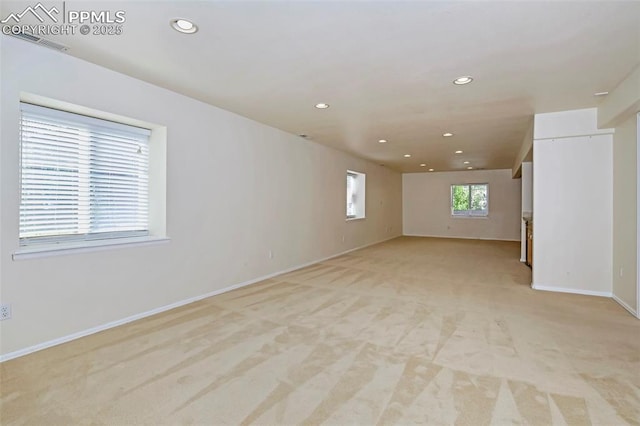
[0,304,11,321]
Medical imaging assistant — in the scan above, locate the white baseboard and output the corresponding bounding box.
[520,258,526,263]
[531,284,612,298]
[612,294,639,318]
[0,235,400,363]
[403,233,520,242]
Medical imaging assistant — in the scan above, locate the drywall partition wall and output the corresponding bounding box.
[512,119,533,178]
[402,169,521,241]
[612,114,638,315]
[598,65,640,129]
[520,162,533,262]
[601,66,640,317]
[0,36,403,358]
[532,108,613,296]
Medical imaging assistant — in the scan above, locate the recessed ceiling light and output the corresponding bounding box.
[453,76,473,85]
[378,139,387,143]
[420,163,426,167]
[594,92,609,97]
[170,18,198,34]
[404,154,411,158]
[428,168,434,172]
[315,103,330,109]
[463,161,470,164]
[455,150,463,154]
[443,132,454,137]
[467,166,473,170]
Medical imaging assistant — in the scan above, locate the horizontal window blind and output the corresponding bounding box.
[19,102,151,246]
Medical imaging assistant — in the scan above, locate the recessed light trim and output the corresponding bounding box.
[314,103,330,109]
[378,139,387,143]
[420,163,426,167]
[404,154,411,158]
[455,150,463,154]
[428,168,434,172]
[594,91,609,97]
[453,76,473,85]
[171,18,198,34]
[463,161,470,164]
[443,132,454,137]
[467,166,473,170]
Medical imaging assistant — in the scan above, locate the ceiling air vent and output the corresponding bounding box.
[8,30,69,52]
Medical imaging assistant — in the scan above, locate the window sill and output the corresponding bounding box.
[451,215,489,219]
[346,217,366,222]
[12,236,170,260]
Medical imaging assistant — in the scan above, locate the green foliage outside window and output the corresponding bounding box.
[470,185,488,211]
[451,184,488,215]
[452,185,469,211]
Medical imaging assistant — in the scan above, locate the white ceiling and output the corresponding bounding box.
[3,0,640,172]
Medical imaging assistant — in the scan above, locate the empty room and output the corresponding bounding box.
[0,1,639,424]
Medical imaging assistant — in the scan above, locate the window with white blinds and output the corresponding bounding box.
[19,102,151,246]
[346,172,357,218]
[346,170,366,219]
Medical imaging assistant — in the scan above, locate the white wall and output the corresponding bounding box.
[520,162,533,261]
[402,169,521,241]
[601,65,640,318]
[532,108,613,296]
[0,36,403,357]
[598,65,640,129]
[512,119,533,177]
[521,163,533,214]
[612,113,638,315]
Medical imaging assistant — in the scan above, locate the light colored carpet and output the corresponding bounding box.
[1,237,639,425]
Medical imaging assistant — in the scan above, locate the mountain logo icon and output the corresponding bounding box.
[1,2,60,24]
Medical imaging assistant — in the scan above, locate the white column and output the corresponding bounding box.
[532,108,614,296]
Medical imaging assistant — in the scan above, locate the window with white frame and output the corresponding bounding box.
[451,183,488,217]
[19,102,151,246]
[346,170,366,219]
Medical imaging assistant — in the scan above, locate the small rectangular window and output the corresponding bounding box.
[19,102,151,246]
[451,183,488,217]
[346,170,366,219]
